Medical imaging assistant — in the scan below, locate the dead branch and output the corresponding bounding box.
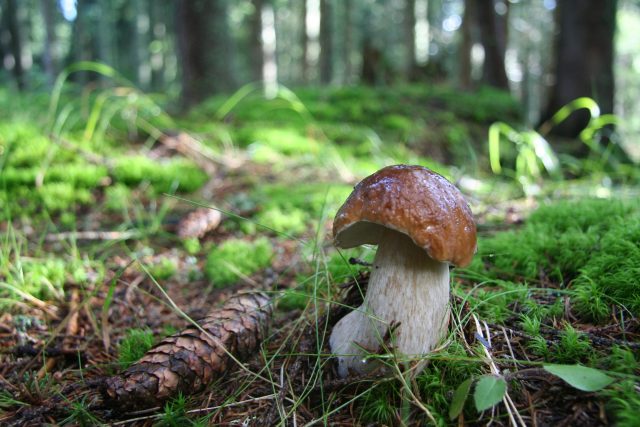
[102,292,272,410]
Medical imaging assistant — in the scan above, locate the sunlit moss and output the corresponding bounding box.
[205,237,273,288]
[104,183,132,212]
[466,198,640,322]
[113,156,207,193]
[254,206,308,236]
[38,183,93,212]
[251,182,353,220]
[148,258,177,281]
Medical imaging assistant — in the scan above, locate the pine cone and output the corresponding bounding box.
[177,208,222,239]
[103,292,272,409]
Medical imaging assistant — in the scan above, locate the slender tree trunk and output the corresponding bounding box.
[134,0,150,88]
[149,0,165,91]
[343,0,353,84]
[40,0,58,85]
[475,0,509,89]
[459,0,473,89]
[4,0,25,90]
[319,0,333,84]
[300,0,308,83]
[541,0,617,141]
[176,0,235,108]
[249,0,264,82]
[404,0,416,81]
[176,0,210,107]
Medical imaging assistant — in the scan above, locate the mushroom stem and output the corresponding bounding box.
[330,228,450,377]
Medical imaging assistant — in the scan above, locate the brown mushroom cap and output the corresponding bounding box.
[333,165,477,267]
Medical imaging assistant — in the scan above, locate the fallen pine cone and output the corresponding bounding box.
[102,292,272,409]
[176,208,222,239]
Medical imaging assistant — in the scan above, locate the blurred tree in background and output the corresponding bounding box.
[0,0,638,158]
[541,0,617,141]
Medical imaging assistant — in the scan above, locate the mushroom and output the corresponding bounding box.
[330,165,476,377]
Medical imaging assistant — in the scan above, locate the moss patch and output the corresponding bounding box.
[205,237,273,288]
[466,198,640,322]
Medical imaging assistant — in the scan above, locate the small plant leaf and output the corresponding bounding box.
[449,378,473,420]
[543,364,615,392]
[474,375,507,412]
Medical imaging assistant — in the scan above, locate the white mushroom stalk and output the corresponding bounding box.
[330,228,450,377]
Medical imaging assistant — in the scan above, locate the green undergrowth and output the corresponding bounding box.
[117,328,155,368]
[278,247,374,311]
[205,237,273,288]
[465,198,640,322]
[186,83,517,170]
[0,121,208,221]
[113,155,207,194]
[0,250,105,309]
[358,342,485,425]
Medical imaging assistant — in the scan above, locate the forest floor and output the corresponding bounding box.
[0,81,639,426]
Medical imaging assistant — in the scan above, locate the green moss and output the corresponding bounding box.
[571,219,640,321]
[462,280,528,323]
[251,183,353,220]
[278,289,310,311]
[0,122,52,167]
[38,183,93,212]
[466,198,640,322]
[118,328,155,368]
[237,126,320,154]
[149,258,177,281]
[46,163,108,188]
[182,238,201,255]
[113,156,207,193]
[254,206,308,236]
[380,114,414,135]
[325,250,373,284]
[604,346,639,375]
[359,381,399,426]
[605,380,640,427]
[205,237,273,288]
[551,324,594,364]
[0,164,107,189]
[416,341,484,422]
[104,184,132,212]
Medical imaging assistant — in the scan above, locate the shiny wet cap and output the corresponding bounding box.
[333,165,477,267]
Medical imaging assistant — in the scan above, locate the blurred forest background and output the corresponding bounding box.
[1,0,639,159]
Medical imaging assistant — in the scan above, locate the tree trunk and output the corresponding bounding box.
[249,0,264,82]
[148,0,165,91]
[4,0,25,90]
[40,0,58,85]
[300,0,308,84]
[541,0,617,140]
[343,0,353,84]
[319,0,333,84]
[134,0,150,88]
[459,0,473,89]
[175,0,235,109]
[404,0,416,81]
[68,0,102,84]
[475,0,509,90]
